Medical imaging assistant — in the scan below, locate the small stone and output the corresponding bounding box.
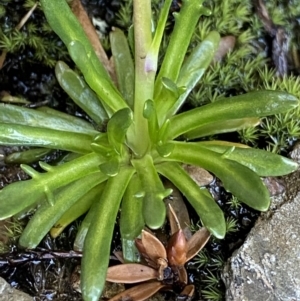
[182,164,213,186]
[0,277,33,301]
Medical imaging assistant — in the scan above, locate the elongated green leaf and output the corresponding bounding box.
[74,207,95,252]
[198,141,298,176]
[55,61,108,124]
[184,117,260,139]
[19,172,107,248]
[143,99,159,144]
[0,153,104,220]
[81,167,135,301]
[5,148,52,164]
[107,108,133,154]
[110,28,134,108]
[132,155,171,229]
[40,0,128,113]
[37,106,94,129]
[0,103,97,135]
[50,182,106,238]
[0,124,93,153]
[157,162,226,238]
[120,175,144,262]
[167,91,299,139]
[39,0,109,80]
[154,0,210,97]
[158,31,220,121]
[68,40,128,113]
[145,0,172,73]
[164,141,271,211]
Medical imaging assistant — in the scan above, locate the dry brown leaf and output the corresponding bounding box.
[108,281,165,301]
[186,227,210,262]
[164,181,191,238]
[179,284,195,298]
[141,230,167,263]
[106,264,158,284]
[166,230,187,266]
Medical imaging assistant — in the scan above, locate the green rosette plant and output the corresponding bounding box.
[0,1,298,301]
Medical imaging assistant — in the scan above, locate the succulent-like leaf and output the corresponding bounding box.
[19,172,107,248]
[0,103,97,135]
[157,162,226,239]
[184,117,261,140]
[0,124,93,153]
[120,175,144,262]
[132,155,171,229]
[143,99,159,144]
[81,167,135,301]
[166,142,271,211]
[108,281,165,301]
[154,0,210,96]
[4,148,52,164]
[167,91,299,139]
[162,31,220,120]
[106,263,158,283]
[42,0,129,115]
[198,141,299,176]
[110,28,134,108]
[0,153,104,220]
[55,61,108,124]
[107,108,133,154]
[50,182,105,238]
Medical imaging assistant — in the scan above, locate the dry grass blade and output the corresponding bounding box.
[108,281,165,301]
[71,0,117,83]
[106,264,158,283]
[141,230,167,263]
[186,227,211,262]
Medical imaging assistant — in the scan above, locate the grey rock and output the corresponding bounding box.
[0,277,33,301]
[223,191,300,301]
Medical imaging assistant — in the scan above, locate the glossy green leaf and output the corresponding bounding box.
[110,28,134,108]
[167,91,299,139]
[157,162,226,239]
[0,153,104,220]
[120,174,144,262]
[145,0,172,73]
[40,0,128,113]
[0,124,93,153]
[5,148,52,164]
[55,61,108,125]
[50,182,106,238]
[154,0,210,97]
[0,103,97,136]
[143,99,159,144]
[68,40,128,113]
[198,141,298,176]
[107,108,133,154]
[73,207,95,252]
[165,141,271,211]
[160,31,220,120]
[19,172,107,248]
[184,117,261,139]
[81,167,135,301]
[131,154,171,229]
